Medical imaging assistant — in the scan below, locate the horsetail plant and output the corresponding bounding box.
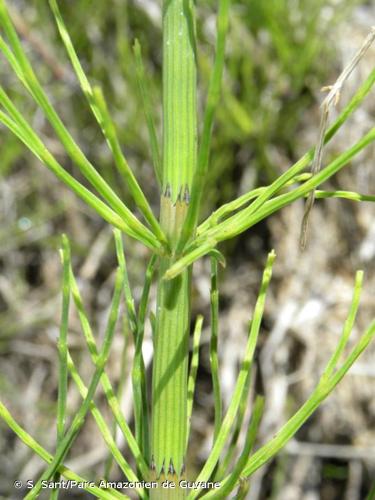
[0,1,374,499]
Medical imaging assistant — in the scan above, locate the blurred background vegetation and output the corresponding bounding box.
[0,1,374,499]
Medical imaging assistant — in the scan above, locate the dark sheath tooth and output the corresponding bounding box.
[183,184,190,204]
[180,463,186,476]
[168,459,175,475]
[164,183,171,198]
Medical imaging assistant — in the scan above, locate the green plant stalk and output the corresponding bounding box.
[151,0,197,494]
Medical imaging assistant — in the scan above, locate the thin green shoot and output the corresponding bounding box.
[240,319,375,481]
[186,315,204,448]
[104,315,131,481]
[25,267,124,499]
[214,365,253,480]
[204,396,264,500]
[0,1,162,248]
[68,253,149,479]
[188,251,275,499]
[198,173,312,235]
[133,39,162,186]
[323,270,363,378]
[114,229,150,458]
[314,190,375,202]
[210,256,222,443]
[0,401,127,500]
[132,254,158,462]
[50,0,159,232]
[51,235,71,500]
[165,126,375,279]
[66,351,145,495]
[0,88,160,250]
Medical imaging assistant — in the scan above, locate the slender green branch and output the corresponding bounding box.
[104,315,131,481]
[0,401,127,500]
[314,190,375,202]
[210,257,222,443]
[67,352,146,498]
[214,364,252,480]
[186,315,204,448]
[114,229,152,459]
[203,396,264,500]
[48,0,164,241]
[322,270,363,379]
[194,64,375,240]
[198,174,312,235]
[68,258,149,479]
[188,251,275,499]
[132,254,158,462]
[165,126,375,279]
[240,319,375,480]
[133,39,162,186]
[51,235,71,500]
[25,268,124,499]
[0,1,162,248]
[0,88,160,250]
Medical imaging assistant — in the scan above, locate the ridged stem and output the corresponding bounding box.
[162,0,196,201]
[151,0,196,495]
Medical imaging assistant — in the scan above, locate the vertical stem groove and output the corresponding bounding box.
[151,0,197,494]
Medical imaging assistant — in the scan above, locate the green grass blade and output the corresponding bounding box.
[203,396,264,500]
[51,235,71,500]
[0,401,127,500]
[0,2,160,248]
[186,315,204,448]
[210,257,222,443]
[187,251,275,499]
[68,256,149,479]
[25,267,124,499]
[178,0,231,251]
[133,39,162,186]
[66,352,146,498]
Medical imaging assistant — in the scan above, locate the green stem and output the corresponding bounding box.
[151,0,197,495]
